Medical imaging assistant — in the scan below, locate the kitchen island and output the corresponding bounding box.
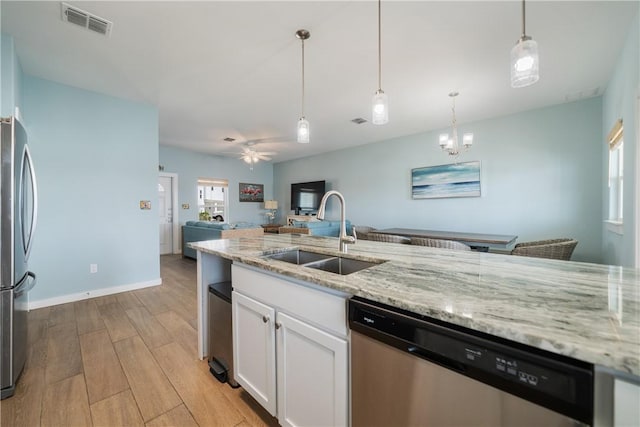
[190,233,639,425]
[190,233,639,375]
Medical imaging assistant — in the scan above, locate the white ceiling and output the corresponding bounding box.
[2,1,637,162]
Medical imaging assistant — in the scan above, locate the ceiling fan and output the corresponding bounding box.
[236,142,277,170]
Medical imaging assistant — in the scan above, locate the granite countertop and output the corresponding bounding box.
[189,234,640,377]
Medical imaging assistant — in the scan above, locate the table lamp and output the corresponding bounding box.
[264,200,278,224]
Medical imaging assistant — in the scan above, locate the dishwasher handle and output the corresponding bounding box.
[408,346,467,374]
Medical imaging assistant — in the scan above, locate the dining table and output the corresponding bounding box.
[373,228,518,251]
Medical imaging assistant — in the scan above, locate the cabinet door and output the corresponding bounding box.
[232,291,277,416]
[276,312,348,427]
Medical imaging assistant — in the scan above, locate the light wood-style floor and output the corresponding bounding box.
[1,255,279,427]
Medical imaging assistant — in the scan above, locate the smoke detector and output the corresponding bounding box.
[61,3,113,37]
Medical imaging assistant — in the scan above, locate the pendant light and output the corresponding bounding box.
[439,92,473,158]
[372,0,388,125]
[296,29,310,143]
[510,0,539,88]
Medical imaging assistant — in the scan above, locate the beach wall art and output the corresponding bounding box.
[411,161,481,199]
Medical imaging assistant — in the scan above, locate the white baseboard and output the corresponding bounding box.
[28,278,163,310]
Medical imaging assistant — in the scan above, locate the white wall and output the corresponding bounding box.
[602,12,639,268]
[275,97,604,263]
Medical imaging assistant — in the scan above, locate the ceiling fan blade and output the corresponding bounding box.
[256,155,272,161]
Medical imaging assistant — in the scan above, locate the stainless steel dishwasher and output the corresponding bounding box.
[349,297,593,427]
[208,281,238,387]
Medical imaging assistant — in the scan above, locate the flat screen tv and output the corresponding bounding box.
[291,180,326,215]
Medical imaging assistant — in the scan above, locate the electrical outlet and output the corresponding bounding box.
[90,264,98,274]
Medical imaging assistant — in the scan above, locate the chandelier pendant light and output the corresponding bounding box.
[372,0,388,125]
[296,29,310,143]
[439,92,473,158]
[510,0,539,88]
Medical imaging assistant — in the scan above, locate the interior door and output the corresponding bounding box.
[158,175,173,255]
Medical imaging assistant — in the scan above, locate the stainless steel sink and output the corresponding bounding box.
[264,249,384,275]
[264,249,333,265]
[305,257,382,275]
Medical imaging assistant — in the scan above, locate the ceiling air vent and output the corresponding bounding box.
[61,3,113,37]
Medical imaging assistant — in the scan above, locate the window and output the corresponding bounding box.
[198,178,228,221]
[607,119,623,223]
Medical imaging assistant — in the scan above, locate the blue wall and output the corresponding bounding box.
[159,145,274,235]
[22,75,160,304]
[275,98,604,263]
[602,12,639,267]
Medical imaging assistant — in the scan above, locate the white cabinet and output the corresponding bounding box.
[277,311,347,427]
[232,291,277,416]
[286,214,320,226]
[231,264,348,427]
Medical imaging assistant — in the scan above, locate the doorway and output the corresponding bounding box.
[159,173,179,255]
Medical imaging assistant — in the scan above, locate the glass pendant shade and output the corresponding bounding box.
[372,90,389,125]
[463,133,474,147]
[510,37,539,88]
[297,117,310,143]
[439,134,449,148]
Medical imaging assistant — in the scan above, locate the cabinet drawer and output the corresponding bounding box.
[232,264,348,337]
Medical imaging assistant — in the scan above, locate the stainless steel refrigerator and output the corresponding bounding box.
[1,116,38,399]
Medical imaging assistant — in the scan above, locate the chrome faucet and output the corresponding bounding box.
[317,190,356,253]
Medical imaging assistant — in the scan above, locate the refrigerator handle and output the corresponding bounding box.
[14,272,36,297]
[23,144,38,259]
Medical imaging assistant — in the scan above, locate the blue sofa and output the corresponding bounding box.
[182,221,264,259]
[278,220,352,237]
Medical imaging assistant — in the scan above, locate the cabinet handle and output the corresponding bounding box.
[275,322,281,330]
[262,315,269,323]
